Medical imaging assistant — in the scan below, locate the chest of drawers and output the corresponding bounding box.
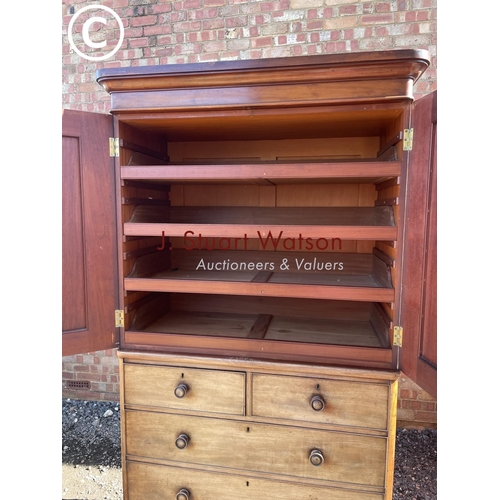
[120,352,398,500]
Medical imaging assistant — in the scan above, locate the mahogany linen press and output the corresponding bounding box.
[63,49,437,500]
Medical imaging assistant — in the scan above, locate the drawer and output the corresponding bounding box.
[123,363,245,415]
[252,374,389,430]
[125,410,387,488]
[126,461,385,500]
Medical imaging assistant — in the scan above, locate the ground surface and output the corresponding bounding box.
[62,399,437,499]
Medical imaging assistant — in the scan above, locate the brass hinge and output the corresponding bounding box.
[115,310,124,328]
[393,326,403,347]
[403,128,413,151]
[109,137,120,157]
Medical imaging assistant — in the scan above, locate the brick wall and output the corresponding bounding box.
[62,0,437,428]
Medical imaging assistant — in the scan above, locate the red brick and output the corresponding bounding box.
[405,11,416,21]
[204,0,225,6]
[248,49,263,59]
[397,0,409,10]
[182,0,202,8]
[225,16,248,28]
[414,411,437,422]
[261,2,280,12]
[375,2,391,13]
[150,3,173,14]
[173,21,202,32]
[340,5,358,15]
[307,20,323,30]
[73,364,90,372]
[252,36,273,48]
[124,27,144,38]
[203,18,224,30]
[292,45,303,56]
[155,47,174,56]
[129,37,148,48]
[157,35,173,44]
[203,40,226,52]
[310,33,320,42]
[344,29,354,39]
[144,25,171,36]
[200,31,215,41]
[308,9,319,19]
[193,8,218,19]
[277,35,287,44]
[417,10,430,20]
[200,52,218,61]
[361,13,394,24]
[130,15,157,27]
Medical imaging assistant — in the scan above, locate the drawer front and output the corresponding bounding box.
[252,374,389,430]
[124,363,245,415]
[126,461,385,500]
[125,411,387,487]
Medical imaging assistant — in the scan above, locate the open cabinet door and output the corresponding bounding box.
[400,91,437,400]
[62,109,119,356]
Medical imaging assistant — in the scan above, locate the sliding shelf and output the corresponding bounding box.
[124,250,394,302]
[122,294,393,367]
[124,206,397,240]
[121,161,401,185]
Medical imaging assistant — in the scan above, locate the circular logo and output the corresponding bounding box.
[67,5,124,61]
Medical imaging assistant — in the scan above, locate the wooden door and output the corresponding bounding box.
[400,91,437,399]
[62,109,119,356]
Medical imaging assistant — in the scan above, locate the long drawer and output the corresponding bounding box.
[251,373,390,430]
[125,410,387,488]
[123,363,246,415]
[126,461,385,500]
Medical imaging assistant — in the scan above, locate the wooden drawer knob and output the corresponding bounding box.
[175,433,190,450]
[309,449,324,466]
[310,395,325,411]
[174,383,189,399]
[176,488,190,500]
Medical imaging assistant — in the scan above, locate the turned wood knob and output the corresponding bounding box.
[310,395,325,411]
[176,488,190,500]
[174,383,189,398]
[309,449,324,466]
[175,433,190,450]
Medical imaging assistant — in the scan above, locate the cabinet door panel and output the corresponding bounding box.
[400,91,437,399]
[62,109,118,356]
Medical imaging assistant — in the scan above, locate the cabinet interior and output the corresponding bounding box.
[116,104,405,367]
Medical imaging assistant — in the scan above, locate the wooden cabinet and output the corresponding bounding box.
[62,50,437,499]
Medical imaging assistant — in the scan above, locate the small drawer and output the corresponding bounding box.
[123,363,245,415]
[126,461,385,500]
[251,374,389,430]
[125,411,387,488]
